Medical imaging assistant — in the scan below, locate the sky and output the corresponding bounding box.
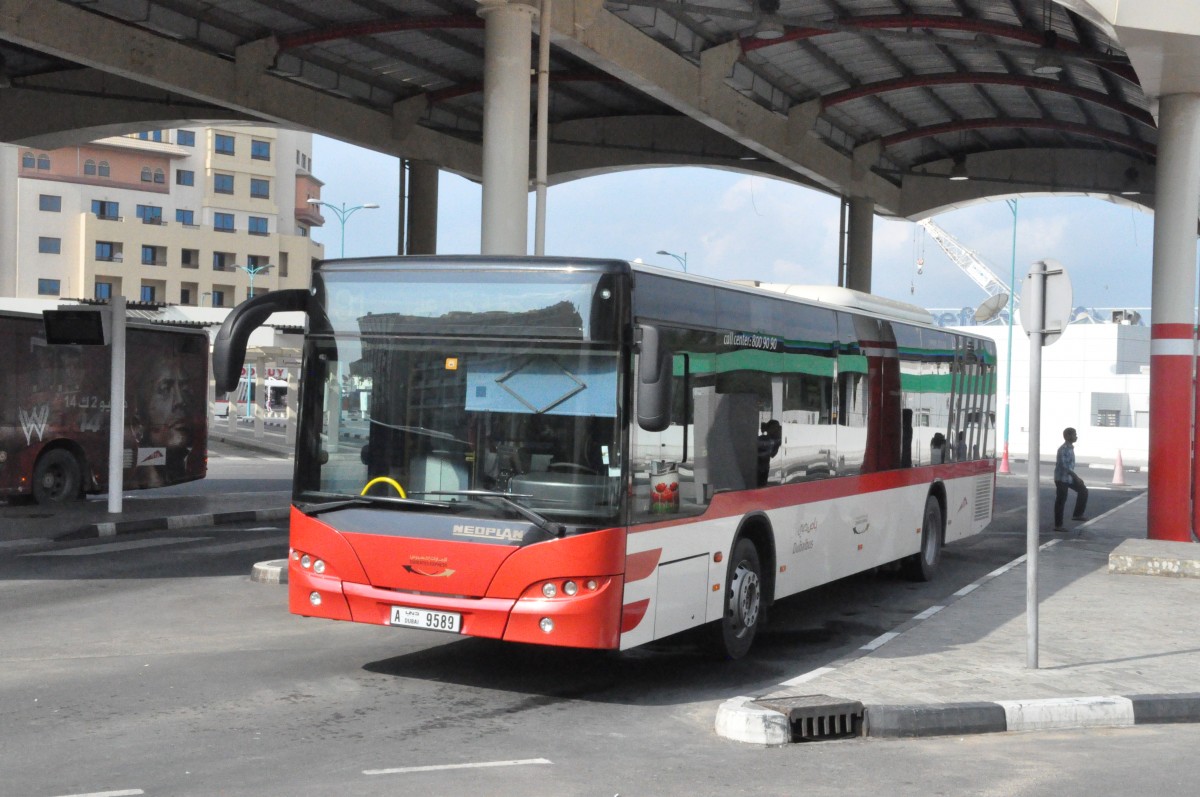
[311,135,1158,317]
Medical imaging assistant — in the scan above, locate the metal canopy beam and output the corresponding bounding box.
[0,0,481,173]
[552,0,901,211]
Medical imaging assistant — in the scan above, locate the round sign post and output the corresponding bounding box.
[1019,258,1072,669]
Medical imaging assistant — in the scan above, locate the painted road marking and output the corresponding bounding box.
[0,539,42,551]
[27,537,209,557]
[364,758,552,776]
[52,790,144,797]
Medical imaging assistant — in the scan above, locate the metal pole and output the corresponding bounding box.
[339,203,347,257]
[1001,199,1017,473]
[1026,259,1046,669]
[107,295,126,514]
[534,0,551,256]
[398,158,408,256]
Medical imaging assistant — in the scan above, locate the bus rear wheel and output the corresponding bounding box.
[32,449,83,505]
[709,537,762,660]
[903,494,943,582]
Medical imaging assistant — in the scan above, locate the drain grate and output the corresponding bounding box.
[755,694,864,742]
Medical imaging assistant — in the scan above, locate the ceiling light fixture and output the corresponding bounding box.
[753,0,785,41]
[948,157,969,181]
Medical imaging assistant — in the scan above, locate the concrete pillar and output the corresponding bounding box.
[845,196,874,293]
[252,353,266,440]
[0,144,19,296]
[1148,93,1200,542]
[407,160,439,255]
[478,0,534,255]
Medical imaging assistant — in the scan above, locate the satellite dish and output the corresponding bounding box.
[974,293,1009,323]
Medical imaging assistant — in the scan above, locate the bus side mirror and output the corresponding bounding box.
[212,289,310,393]
[636,325,673,432]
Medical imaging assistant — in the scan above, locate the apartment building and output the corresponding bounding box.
[0,125,325,306]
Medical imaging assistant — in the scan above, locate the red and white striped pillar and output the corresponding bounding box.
[1149,94,1200,542]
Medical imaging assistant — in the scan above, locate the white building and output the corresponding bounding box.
[0,125,325,306]
[970,318,1149,469]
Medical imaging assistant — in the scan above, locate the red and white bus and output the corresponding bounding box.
[214,257,996,658]
[0,308,208,503]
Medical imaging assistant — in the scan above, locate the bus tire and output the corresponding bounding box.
[32,449,84,505]
[709,537,762,660]
[903,494,943,582]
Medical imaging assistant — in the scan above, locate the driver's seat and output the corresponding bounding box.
[409,451,469,496]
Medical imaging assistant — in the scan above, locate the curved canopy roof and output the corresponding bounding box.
[0,1,1183,217]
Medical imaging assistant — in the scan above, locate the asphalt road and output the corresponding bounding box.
[0,460,1150,797]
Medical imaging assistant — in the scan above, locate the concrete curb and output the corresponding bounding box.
[250,558,289,585]
[717,693,1200,744]
[62,506,290,540]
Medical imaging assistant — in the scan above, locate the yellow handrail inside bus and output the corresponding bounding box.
[361,476,407,499]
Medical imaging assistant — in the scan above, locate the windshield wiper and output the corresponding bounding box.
[420,489,566,538]
[300,494,450,517]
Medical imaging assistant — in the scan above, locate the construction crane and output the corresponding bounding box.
[916,218,1018,312]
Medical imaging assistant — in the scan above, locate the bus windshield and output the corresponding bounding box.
[295,266,625,528]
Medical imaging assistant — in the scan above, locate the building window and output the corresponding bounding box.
[140,285,156,303]
[215,133,235,155]
[213,251,235,271]
[180,288,192,306]
[141,166,152,182]
[214,173,234,194]
[38,237,61,254]
[247,254,271,269]
[142,245,156,265]
[176,169,194,186]
[248,216,269,236]
[22,152,35,168]
[176,209,195,226]
[36,154,50,170]
[181,248,199,269]
[138,130,164,142]
[95,281,112,300]
[83,159,96,175]
[91,200,119,220]
[98,161,110,177]
[211,289,226,307]
[250,178,270,199]
[177,130,195,147]
[251,140,271,160]
[136,204,163,224]
[95,241,119,261]
[214,212,236,233]
[38,279,61,296]
[279,252,289,277]
[297,225,307,237]
[39,194,62,212]
[153,168,165,184]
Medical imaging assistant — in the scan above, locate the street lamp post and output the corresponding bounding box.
[656,249,688,272]
[234,263,273,299]
[1000,199,1018,474]
[307,199,380,257]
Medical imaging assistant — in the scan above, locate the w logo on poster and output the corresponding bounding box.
[19,404,49,446]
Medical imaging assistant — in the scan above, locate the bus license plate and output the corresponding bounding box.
[389,606,462,634]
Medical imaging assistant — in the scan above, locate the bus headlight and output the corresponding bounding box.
[539,617,554,633]
[542,583,558,598]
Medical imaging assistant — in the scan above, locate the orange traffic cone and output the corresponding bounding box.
[1111,450,1126,486]
[998,445,1011,474]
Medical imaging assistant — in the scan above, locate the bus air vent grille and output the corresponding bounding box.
[973,476,993,522]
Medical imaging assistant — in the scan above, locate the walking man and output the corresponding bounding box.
[1053,427,1088,531]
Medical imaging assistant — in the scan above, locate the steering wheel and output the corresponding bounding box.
[361,476,407,498]
[548,462,597,475]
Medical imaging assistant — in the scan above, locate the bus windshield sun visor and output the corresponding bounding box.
[212,289,310,393]
[636,324,673,432]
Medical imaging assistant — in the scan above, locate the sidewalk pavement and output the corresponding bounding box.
[716,491,1200,744]
[0,490,291,542]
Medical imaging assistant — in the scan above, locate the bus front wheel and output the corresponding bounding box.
[903,494,944,582]
[32,449,84,505]
[709,537,762,660]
